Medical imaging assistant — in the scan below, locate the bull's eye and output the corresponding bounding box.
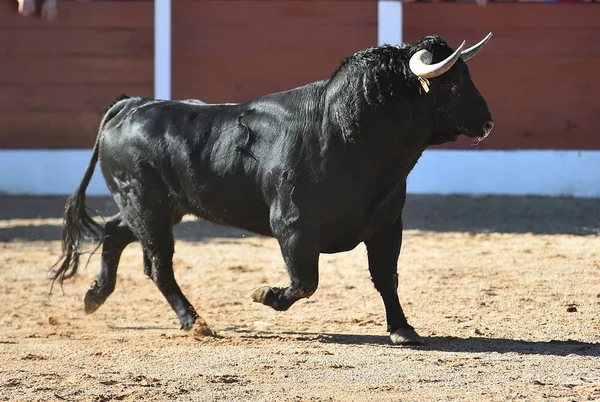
[441,82,456,92]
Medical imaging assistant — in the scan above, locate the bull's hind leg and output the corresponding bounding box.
[141,228,199,330]
[122,194,198,330]
[84,213,136,314]
[107,168,201,330]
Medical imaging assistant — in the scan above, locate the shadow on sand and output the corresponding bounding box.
[234,329,599,357]
[1,194,600,243]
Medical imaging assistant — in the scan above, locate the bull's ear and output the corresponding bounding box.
[460,32,493,62]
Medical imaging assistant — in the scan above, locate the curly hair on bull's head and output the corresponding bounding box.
[323,33,495,146]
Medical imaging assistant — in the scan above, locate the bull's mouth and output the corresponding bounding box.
[472,130,491,143]
[470,135,487,146]
[454,125,491,145]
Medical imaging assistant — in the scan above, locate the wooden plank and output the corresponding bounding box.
[174,32,373,79]
[174,51,344,103]
[0,83,153,112]
[1,28,153,57]
[172,0,377,101]
[0,0,153,29]
[405,26,600,58]
[171,72,328,104]
[173,20,375,55]
[0,56,153,85]
[177,0,378,2]
[0,111,101,149]
[403,3,600,30]
[173,1,376,25]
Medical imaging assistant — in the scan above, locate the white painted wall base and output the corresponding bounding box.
[1,150,599,198]
[0,150,109,196]
[407,150,600,198]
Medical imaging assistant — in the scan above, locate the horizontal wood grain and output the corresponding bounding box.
[0,0,153,29]
[0,111,101,149]
[172,1,377,102]
[172,1,376,25]
[403,3,600,30]
[0,56,153,85]
[0,83,153,112]
[1,28,153,57]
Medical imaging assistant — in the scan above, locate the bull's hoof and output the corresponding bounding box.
[83,289,102,314]
[179,314,197,331]
[83,281,104,314]
[390,327,423,345]
[250,286,273,304]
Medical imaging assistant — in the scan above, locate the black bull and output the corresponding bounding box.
[51,34,495,345]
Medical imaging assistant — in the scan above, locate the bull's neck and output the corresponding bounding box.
[340,108,429,222]
[359,109,429,173]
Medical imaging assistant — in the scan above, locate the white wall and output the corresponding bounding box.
[2,149,600,197]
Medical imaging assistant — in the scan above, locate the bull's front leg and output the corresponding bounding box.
[365,219,423,345]
[251,226,319,311]
[251,171,319,311]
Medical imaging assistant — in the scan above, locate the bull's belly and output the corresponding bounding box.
[318,229,366,253]
[317,218,369,254]
[192,208,274,237]
[173,179,376,253]
[178,188,274,237]
[185,202,370,254]
[320,241,362,254]
[182,201,366,253]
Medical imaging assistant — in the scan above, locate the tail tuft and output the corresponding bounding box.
[49,190,105,292]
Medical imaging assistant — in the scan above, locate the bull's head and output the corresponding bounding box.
[408,33,495,144]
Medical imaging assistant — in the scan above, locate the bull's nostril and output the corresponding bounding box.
[483,120,495,133]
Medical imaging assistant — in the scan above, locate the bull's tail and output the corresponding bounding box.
[49,94,131,292]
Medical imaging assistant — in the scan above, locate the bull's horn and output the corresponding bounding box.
[460,32,493,62]
[409,40,466,79]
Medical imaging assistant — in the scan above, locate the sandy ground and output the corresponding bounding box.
[0,195,599,401]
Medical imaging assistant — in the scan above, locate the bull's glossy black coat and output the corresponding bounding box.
[51,35,493,344]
